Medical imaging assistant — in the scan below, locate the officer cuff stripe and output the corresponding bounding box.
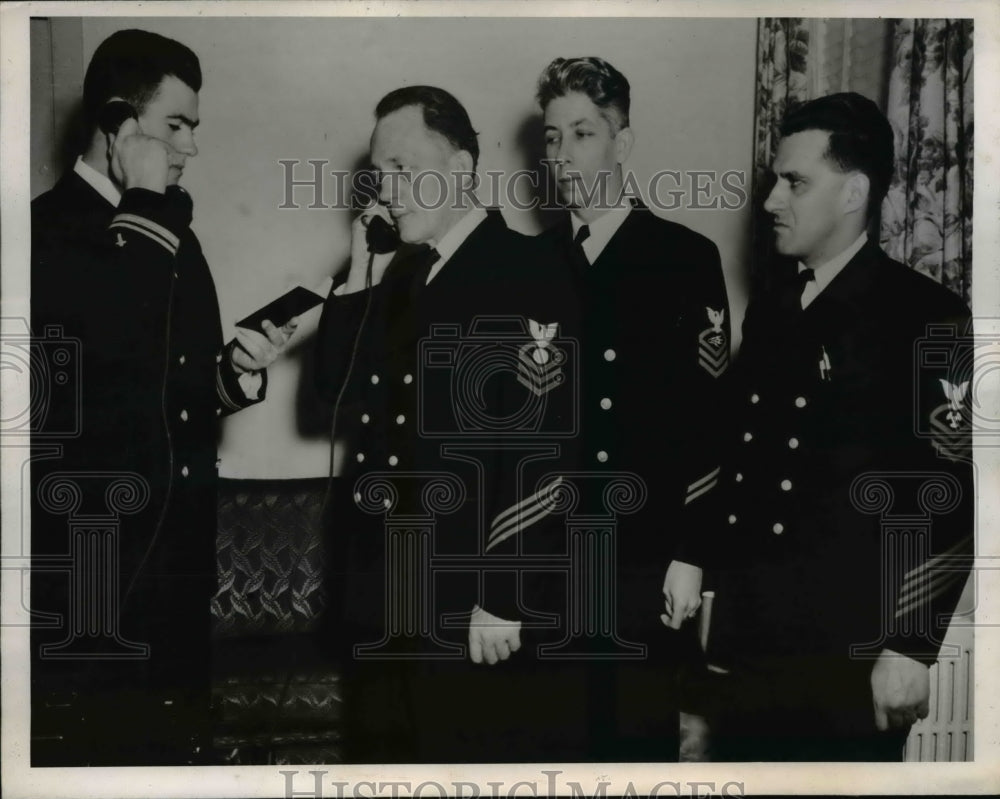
[687,467,721,495]
[216,364,243,411]
[110,214,179,255]
[108,220,178,255]
[490,476,563,535]
[112,213,180,249]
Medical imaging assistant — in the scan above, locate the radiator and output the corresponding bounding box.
[903,602,974,761]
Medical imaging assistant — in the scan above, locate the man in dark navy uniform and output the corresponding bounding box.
[315,86,579,762]
[535,56,731,761]
[707,93,973,761]
[31,29,296,765]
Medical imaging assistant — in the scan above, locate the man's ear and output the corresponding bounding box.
[614,126,635,165]
[451,148,476,189]
[842,172,870,216]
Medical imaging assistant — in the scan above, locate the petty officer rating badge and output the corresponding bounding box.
[698,307,729,378]
[929,379,971,462]
[517,319,565,396]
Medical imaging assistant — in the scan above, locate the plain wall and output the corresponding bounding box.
[42,16,757,478]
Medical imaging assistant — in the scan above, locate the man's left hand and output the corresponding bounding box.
[232,318,299,373]
[871,648,930,731]
[468,605,521,665]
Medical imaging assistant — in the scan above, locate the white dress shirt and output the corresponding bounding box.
[424,206,488,284]
[570,203,632,264]
[799,231,868,309]
[74,156,122,206]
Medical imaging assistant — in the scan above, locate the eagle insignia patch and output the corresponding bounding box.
[518,319,565,396]
[930,379,971,462]
[698,307,728,378]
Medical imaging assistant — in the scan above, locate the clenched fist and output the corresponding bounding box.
[468,605,521,665]
[871,648,930,731]
[107,117,181,193]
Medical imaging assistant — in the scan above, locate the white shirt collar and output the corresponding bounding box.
[570,203,632,264]
[425,206,489,284]
[798,231,868,308]
[74,156,122,207]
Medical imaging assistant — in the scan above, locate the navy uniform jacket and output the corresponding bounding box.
[709,241,973,678]
[31,172,264,716]
[540,205,731,645]
[316,210,577,647]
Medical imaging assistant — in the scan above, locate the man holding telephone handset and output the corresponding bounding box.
[316,86,582,762]
[31,29,296,765]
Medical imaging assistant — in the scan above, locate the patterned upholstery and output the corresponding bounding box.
[212,478,329,636]
[211,478,342,764]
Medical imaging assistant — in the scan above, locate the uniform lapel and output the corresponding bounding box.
[782,241,885,387]
[59,171,118,245]
[801,240,882,323]
[586,202,644,275]
[426,209,504,288]
[753,242,881,346]
[380,211,505,355]
[549,217,588,296]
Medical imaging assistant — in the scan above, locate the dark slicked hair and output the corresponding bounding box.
[83,29,202,129]
[536,56,631,131]
[780,92,895,219]
[375,86,479,170]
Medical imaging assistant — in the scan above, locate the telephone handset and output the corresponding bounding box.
[98,99,139,135]
[98,98,190,213]
[365,214,400,254]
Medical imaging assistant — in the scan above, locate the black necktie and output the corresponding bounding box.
[569,224,591,279]
[780,267,815,315]
[410,246,441,299]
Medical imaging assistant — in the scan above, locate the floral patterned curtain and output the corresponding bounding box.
[751,19,811,290]
[879,20,974,304]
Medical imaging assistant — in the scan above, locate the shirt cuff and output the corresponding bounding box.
[237,370,263,400]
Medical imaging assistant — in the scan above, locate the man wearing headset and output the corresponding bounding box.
[31,28,296,766]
